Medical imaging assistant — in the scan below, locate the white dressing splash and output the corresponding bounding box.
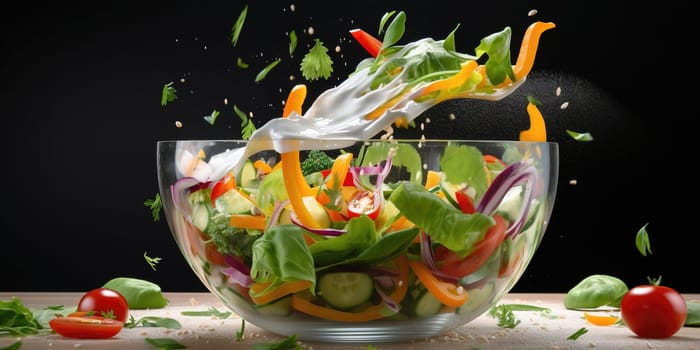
[199,22,554,180]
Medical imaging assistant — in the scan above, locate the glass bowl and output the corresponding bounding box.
[157,139,558,343]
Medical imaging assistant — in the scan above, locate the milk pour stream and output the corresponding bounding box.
[179,38,526,182]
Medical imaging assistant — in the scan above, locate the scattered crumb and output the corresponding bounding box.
[73,344,82,348]
[307,26,315,35]
[528,9,538,16]
[449,112,456,120]
[335,45,341,53]
[190,297,199,306]
[224,98,228,105]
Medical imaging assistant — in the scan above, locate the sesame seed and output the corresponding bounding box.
[528,9,538,16]
[556,86,561,96]
[569,179,577,185]
[560,101,569,110]
[175,121,183,128]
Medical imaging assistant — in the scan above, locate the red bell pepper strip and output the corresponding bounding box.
[349,29,382,57]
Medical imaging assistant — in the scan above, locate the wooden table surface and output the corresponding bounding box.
[1,292,698,350]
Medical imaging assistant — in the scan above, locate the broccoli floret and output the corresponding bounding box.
[301,150,334,176]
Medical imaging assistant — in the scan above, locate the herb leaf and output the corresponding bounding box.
[234,105,256,140]
[380,11,406,51]
[235,319,246,341]
[203,109,221,125]
[231,5,248,47]
[567,327,588,340]
[566,130,594,141]
[488,303,551,329]
[145,337,187,349]
[300,39,333,81]
[161,82,177,107]
[144,194,162,221]
[635,222,652,256]
[256,58,282,82]
[237,57,249,69]
[289,30,298,56]
[144,251,162,271]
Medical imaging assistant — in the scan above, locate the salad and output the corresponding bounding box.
[163,12,555,324]
[168,139,550,322]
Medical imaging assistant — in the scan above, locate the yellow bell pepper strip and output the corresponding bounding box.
[279,84,322,229]
[249,280,312,305]
[291,255,410,322]
[420,60,479,103]
[229,214,267,230]
[408,259,468,308]
[519,101,547,142]
[584,312,620,326]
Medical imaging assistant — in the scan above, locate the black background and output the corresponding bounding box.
[2,1,694,293]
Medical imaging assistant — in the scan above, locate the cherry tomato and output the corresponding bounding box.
[436,215,507,278]
[347,190,381,220]
[620,284,687,338]
[320,169,355,186]
[49,316,124,339]
[77,288,129,322]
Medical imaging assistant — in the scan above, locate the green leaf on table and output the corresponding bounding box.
[251,334,305,350]
[0,341,22,350]
[125,315,182,329]
[145,337,187,349]
[181,307,232,319]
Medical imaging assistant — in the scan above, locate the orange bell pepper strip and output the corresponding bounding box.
[512,21,556,81]
[408,259,468,308]
[584,312,620,326]
[249,280,312,305]
[519,101,547,142]
[229,214,267,230]
[316,152,353,205]
[291,255,410,322]
[253,159,272,175]
[279,84,321,229]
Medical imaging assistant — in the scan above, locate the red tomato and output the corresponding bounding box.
[620,284,687,338]
[436,215,507,277]
[77,288,129,322]
[347,190,381,220]
[49,316,124,339]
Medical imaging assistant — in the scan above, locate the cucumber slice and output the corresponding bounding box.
[404,282,442,317]
[238,159,258,188]
[413,289,442,317]
[317,272,374,310]
[255,295,292,316]
[192,203,212,232]
[495,186,524,222]
[215,189,255,214]
[457,281,496,315]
